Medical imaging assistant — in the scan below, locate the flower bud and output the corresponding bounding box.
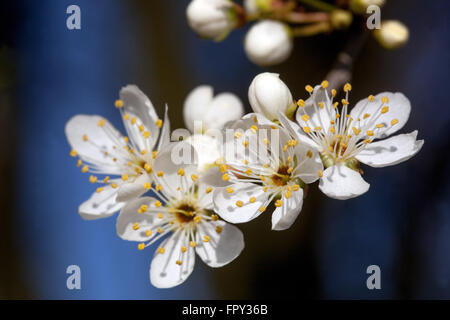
[373,20,409,49]
[186,0,238,41]
[244,20,293,66]
[185,134,222,173]
[248,72,293,121]
[244,0,272,14]
[183,85,244,134]
[349,0,385,15]
[330,9,353,30]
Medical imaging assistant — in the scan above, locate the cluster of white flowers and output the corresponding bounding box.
[66,72,423,288]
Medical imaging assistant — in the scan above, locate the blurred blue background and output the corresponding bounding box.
[0,0,449,299]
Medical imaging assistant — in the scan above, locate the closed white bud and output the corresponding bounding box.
[244,0,272,14]
[186,0,238,41]
[183,85,244,134]
[244,20,293,66]
[349,0,385,14]
[248,72,293,121]
[374,20,409,49]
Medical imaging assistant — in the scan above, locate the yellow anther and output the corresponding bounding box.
[103,176,110,184]
[96,187,104,193]
[330,120,335,125]
[381,96,389,103]
[363,139,371,144]
[156,171,164,177]
[222,173,230,181]
[143,131,150,139]
[157,227,163,233]
[275,199,283,207]
[297,99,305,107]
[292,184,300,191]
[259,176,266,182]
[306,150,313,158]
[157,247,165,254]
[181,246,187,253]
[89,175,98,184]
[226,187,234,194]
[321,80,329,88]
[138,243,145,250]
[143,163,152,173]
[143,182,151,190]
[70,149,77,157]
[132,223,140,231]
[376,123,385,128]
[381,106,389,114]
[249,197,256,203]
[203,235,210,242]
[219,164,228,173]
[205,187,213,194]
[216,226,223,234]
[138,124,144,132]
[81,165,89,173]
[130,117,137,125]
[330,126,336,134]
[189,241,197,248]
[263,186,269,192]
[122,174,129,181]
[138,204,148,214]
[156,119,163,128]
[154,201,162,207]
[193,216,201,223]
[140,149,147,156]
[152,151,158,159]
[115,99,124,108]
[82,134,88,142]
[343,83,352,92]
[366,130,374,136]
[363,113,371,119]
[76,159,82,167]
[157,213,163,219]
[341,99,349,105]
[145,230,152,237]
[283,145,288,152]
[263,138,269,145]
[333,102,339,109]
[318,170,323,178]
[245,168,253,175]
[305,85,313,93]
[211,214,219,221]
[242,140,249,147]
[234,132,242,139]
[301,114,310,122]
[259,206,266,212]
[368,95,375,102]
[318,102,324,109]
[175,260,182,266]
[250,125,258,133]
[331,89,337,97]
[124,136,129,143]
[111,183,118,189]
[391,119,399,126]
[177,168,185,176]
[287,167,294,174]
[97,119,105,127]
[352,127,361,135]
[236,200,243,207]
[123,114,130,121]
[155,185,163,191]
[191,174,198,182]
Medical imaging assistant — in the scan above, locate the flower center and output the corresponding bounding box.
[271,165,291,186]
[175,203,196,223]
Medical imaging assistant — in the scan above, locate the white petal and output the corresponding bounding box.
[292,142,324,184]
[65,115,124,174]
[195,220,244,267]
[213,183,268,224]
[150,231,195,288]
[116,197,159,241]
[116,174,150,202]
[120,85,160,152]
[296,85,334,133]
[156,104,171,152]
[183,85,213,133]
[278,111,320,151]
[356,131,424,168]
[271,188,303,231]
[185,134,222,173]
[205,92,244,131]
[78,180,124,220]
[349,92,410,139]
[319,164,370,200]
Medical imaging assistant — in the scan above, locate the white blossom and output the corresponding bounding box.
[65,85,170,220]
[374,20,409,49]
[279,82,423,200]
[213,114,323,230]
[116,142,244,288]
[244,20,293,66]
[248,72,293,121]
[186,0,239,41]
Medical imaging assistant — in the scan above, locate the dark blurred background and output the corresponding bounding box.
[0,0,449,299]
